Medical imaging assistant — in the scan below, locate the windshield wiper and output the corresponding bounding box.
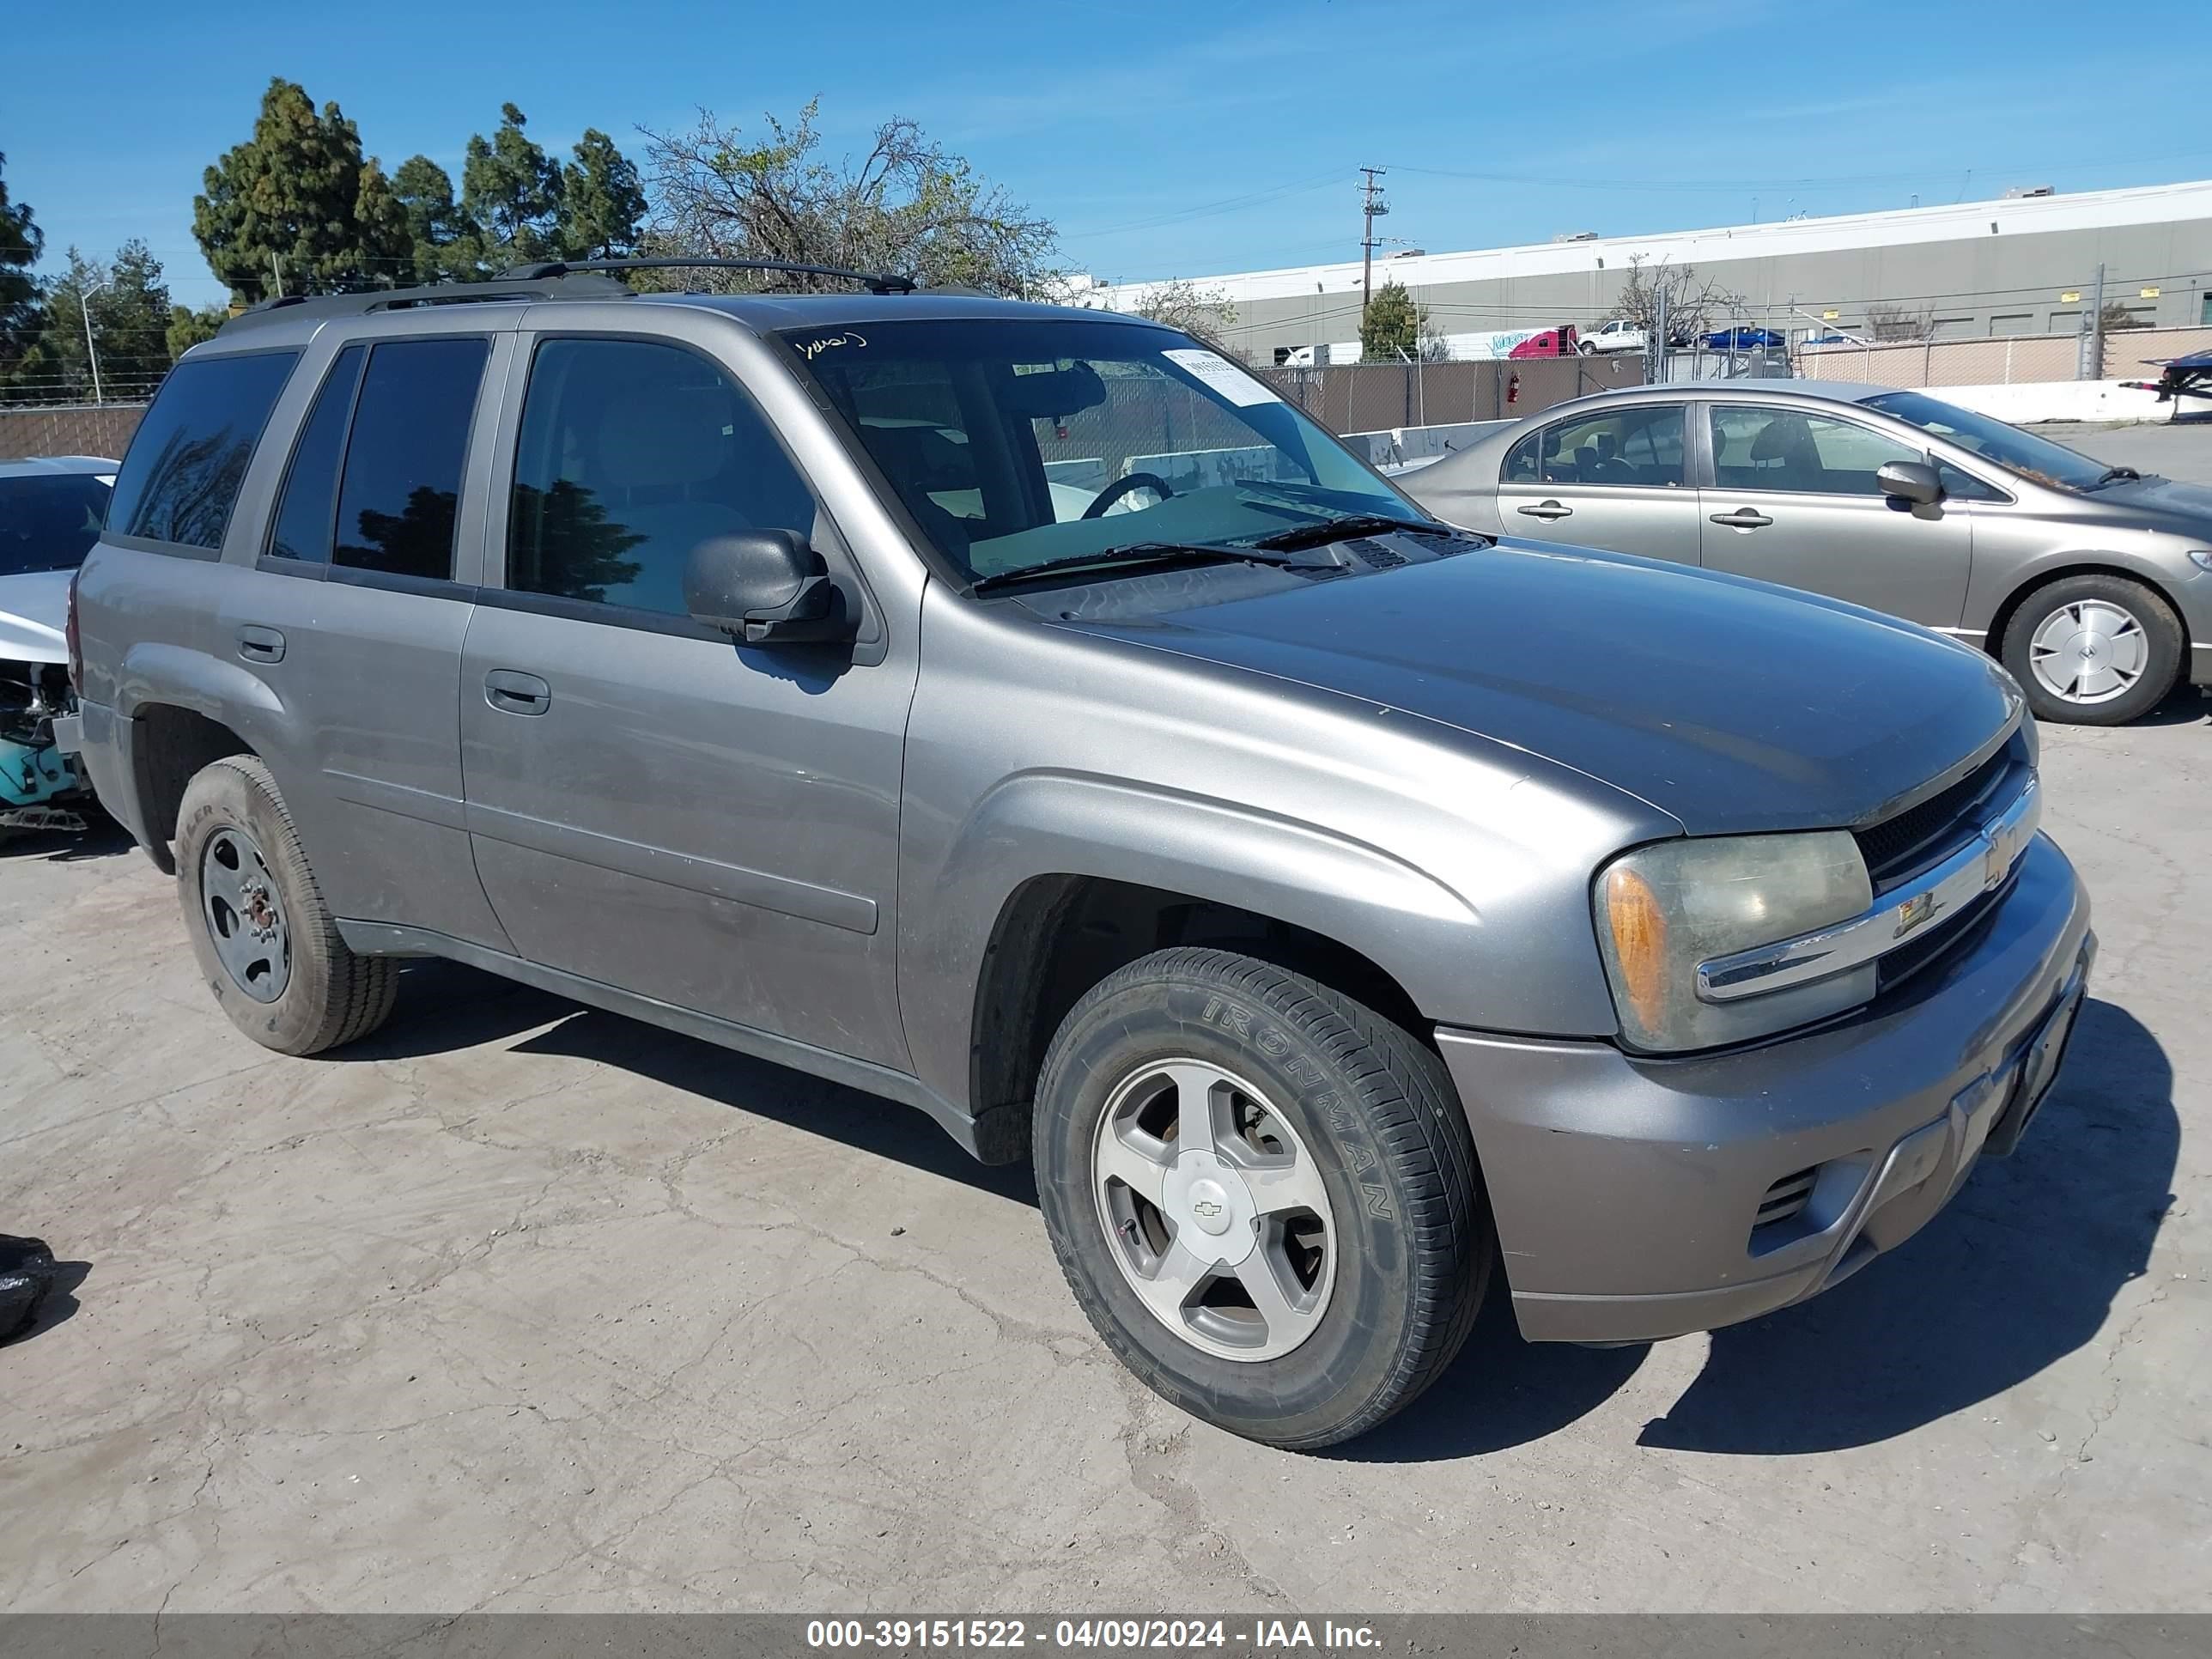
[1245,512,1449,552]
[969,541,1348,593]
[2086,465,2142,489]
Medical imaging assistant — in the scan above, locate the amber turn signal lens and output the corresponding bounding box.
[1603,864,1669,1035]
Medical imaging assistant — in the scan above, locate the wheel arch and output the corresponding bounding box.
[1983,558,2193,667]
[967,872,1439,1165]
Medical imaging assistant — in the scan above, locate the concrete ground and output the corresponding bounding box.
[3,423,2208,1615]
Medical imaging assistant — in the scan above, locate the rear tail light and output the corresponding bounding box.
[65,568,83,694]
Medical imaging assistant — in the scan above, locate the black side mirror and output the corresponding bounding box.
[684,529,855,645]
[1877,459,1943,506]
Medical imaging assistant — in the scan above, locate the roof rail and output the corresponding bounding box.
[218,271,635,334]
[501,257,918,295]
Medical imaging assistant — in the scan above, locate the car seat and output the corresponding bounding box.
[1746,413,1824,489]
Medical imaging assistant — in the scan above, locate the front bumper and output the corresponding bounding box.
[1438,832,2093,1345]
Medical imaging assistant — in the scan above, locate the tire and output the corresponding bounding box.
[1577,340,1597,356]
[175,756,397,1055]
[1034,947,1491,1449]
[1998,573,2183,726]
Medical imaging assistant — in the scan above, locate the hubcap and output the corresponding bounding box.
[1091,1059,1337,1363]
[200,827,292,1002]
[2028,600,2147,705]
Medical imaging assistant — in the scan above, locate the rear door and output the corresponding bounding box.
[1493,401,1703,565]
[1696,402,1972,627]
[224,318,514,948]
[456,312,915,1067]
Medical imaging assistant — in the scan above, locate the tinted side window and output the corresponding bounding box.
[1712,405,1923,495]
[507,338,817,617]
[1503,431,1539,483]
[333,338,489,581]
[1939,461,2008,502]
[108,352,299,550]
[268,345,367,563]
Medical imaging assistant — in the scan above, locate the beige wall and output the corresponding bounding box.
[0,403,146,463]
[1256,356,1644,433]
[1799,326,2212,390]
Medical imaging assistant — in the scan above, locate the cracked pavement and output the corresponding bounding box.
[3,429,2208,1614]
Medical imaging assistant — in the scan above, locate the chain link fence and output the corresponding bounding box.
[0,402,149,462]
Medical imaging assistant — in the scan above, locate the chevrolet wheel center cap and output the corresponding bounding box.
[1188,1178,1232,1234]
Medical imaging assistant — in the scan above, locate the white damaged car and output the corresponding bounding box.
[0,456,112,836]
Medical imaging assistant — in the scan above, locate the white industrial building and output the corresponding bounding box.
[1090,179,2212,365]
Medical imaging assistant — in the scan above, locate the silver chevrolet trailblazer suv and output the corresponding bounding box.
[61,259,2094,1448]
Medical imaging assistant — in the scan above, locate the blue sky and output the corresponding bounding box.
[10,0,2212,301]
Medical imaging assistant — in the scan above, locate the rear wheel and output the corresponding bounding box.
[1034,947,1490,1449]
[1999,573,2182,726]
[175,757,397,1055]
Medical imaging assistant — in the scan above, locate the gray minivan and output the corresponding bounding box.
[64,264,2092,1447]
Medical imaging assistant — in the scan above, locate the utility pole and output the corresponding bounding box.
[2083,262,2106,381]
[80,278,113,405]
[1359,167,1389,322]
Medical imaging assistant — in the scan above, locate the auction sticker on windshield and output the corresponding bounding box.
[1162,347,1280,407]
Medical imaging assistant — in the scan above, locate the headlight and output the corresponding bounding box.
[2188,549,2212,574]
[1594,832,1874,1052]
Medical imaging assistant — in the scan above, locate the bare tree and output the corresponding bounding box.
[2099,300,2151,332]
[1617,254,1743,344]
[640,100,1060,295]
[1865,303,1936,343]
[1121,276,1241,355]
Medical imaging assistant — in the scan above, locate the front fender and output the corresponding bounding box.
[897,768,1626,1115]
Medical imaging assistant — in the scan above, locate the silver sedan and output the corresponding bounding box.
[1404,381,2212,724]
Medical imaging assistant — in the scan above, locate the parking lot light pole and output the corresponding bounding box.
[80,278,113,405]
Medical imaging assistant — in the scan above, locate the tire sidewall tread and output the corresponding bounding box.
[2000,573,2183,726]
[1034,946,1490,1449]
[175,757,395,1056]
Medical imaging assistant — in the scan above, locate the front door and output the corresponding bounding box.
[1697,403,1972,628]
[458,324,915,1068]
[1493,401,1703,566]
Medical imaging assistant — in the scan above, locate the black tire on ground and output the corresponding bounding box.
[1577,340,1596,355]
[1033,946,1492,1449]
[174,756,397,1055]
[1998,572,2184,726]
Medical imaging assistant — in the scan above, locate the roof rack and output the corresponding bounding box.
[219,271,635,334]
[500,257,919,295]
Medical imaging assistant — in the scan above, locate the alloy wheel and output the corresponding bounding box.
[1091,1058,1336,1362]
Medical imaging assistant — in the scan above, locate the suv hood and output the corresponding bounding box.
[1054,541,2019,836]
[0,568,72,664]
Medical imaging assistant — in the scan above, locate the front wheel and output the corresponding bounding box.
[1998,574,2183,725]
[1034,948,1491,1449]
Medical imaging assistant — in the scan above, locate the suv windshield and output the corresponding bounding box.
[1861,391,2113,492]
[784,318,1427,583]
[0,471,112,577]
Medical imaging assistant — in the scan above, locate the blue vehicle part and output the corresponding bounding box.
[0,735,80,807]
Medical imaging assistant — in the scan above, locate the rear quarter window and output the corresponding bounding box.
[107,350,300,550]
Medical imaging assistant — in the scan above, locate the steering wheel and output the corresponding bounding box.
[1081,471,1176,520]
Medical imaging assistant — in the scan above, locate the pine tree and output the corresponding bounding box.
[461,104,563,270]
[0,153,43,382]
[1358,279,1425,364]
[192,77,416,302]
[392,155,479,282]
[557,130,647,262]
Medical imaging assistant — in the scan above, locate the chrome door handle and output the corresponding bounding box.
[236,625,285,664]
[1710,509,1774,530]
[484,669,551,715]
[1518,500,1574,521]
